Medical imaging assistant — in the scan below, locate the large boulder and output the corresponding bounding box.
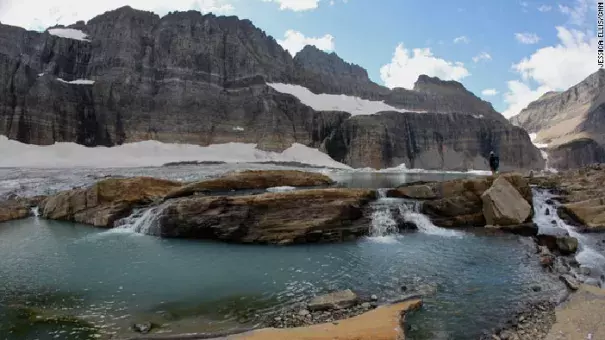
[481,177,532,226]
[388,174,532,228]
[155,188,376,244]
[307,290,359,312]
[561,198,605,232]
[164,170,334,199]
[40,177,180,227]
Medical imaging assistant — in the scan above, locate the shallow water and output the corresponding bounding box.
[0,216,563,339]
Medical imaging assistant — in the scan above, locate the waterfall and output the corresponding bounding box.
[113,206,163,235]
[532,188,605,286]
[368,188,463,239]
[30,206,40,217]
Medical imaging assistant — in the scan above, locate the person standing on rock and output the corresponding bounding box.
[489,151,499,175]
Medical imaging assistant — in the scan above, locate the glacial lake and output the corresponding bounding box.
[0,165,574,339]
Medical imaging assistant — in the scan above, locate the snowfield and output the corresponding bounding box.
[267,83,426,116]
[47,28,90,41]
[0,136,350,169]
[529,133,549,149]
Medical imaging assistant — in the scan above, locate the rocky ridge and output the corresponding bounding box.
[0,6,543,170]
[510,70,605,169]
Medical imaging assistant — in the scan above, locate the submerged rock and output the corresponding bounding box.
[164,170,334,199]
[132,321,153,334]
[156,188,375,244]
[307,290,359,312]
[481,177,532,226]
[559,274,580,291]
[40,177,180,227]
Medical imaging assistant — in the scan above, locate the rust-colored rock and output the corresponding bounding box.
[156,188,376,244]
[165,170,334,199]
[40,177,180,227]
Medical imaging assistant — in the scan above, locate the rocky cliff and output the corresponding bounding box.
[510,70,605,169]
[0,6,544,170]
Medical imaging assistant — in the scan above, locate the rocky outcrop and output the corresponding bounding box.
[0,197,43,223]
[388,174,532,228]
[154,189,376,244]
[40,177,180,227]
[323,111,543,170]
[511,70,605,169]
[165,170,333,199]
[561,198,605,232]
[481,177,532,226]
[0,6,543,171]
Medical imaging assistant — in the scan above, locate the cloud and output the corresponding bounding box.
[262,0,320,11]
[537,4,552,12]
[277,30,335,55]
[472,52,492,63]
[380,44,470,89]
[558,0,593,26]
[503,26,598,118]
[482,89,499,96]
[515,32,541,44]
[0,0,234,30]
[453,36,470,44]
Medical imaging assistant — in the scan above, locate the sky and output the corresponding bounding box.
[0,0,602,118]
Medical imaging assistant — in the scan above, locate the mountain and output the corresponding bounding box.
[0,6,544,170]
[510,69,605,169]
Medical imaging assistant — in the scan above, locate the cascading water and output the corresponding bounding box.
[369,188,463,239]
[532,188,605,286]
[113,205,163,235]
[30,206,39,217]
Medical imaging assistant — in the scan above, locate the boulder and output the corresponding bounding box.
[481,177,532,226]
[307,290,359,311]
[556,236,579,255]
[391,174,532,228]
[164,170,334,199]
[561,198,605,232]
[40,177,180,227]
[155,189,376,244]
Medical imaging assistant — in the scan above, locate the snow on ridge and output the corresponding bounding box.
[47,28,91,42]
[57,78,95,85]
[0,136,350,169]
[529,133,549,149]
[267,83,426,116]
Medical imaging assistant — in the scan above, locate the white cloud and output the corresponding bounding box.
[558,0,594,26]
[262,0,320,11]
[481,89,499,96]
[453,35,470,44]
[503,26,598,118]
[515,32,541,44]
[380,44,470,89]
[472,52,492,63]
[0,0,234,30]
[537,4,552,12]
[277,30,335,55]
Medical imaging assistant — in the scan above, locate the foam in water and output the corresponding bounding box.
[369,189,463,239]
[113,207,163,235]
[30,206,40,217]
[532,188,605,285]
[266,186,297,193]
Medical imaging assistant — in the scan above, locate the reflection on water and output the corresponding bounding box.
[0,218,564,339]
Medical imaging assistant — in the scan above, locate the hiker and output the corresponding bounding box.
[489,151,499,175]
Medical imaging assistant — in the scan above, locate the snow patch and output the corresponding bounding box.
[529,133,549,149]
[232,126,245,131]
[47,28,90,41]
[267,83,426,116]
[57,78,95,85]
[0,136,350,169]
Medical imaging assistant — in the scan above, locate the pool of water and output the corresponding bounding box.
[0,217,564,339]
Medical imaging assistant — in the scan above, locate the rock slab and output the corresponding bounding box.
[307,290,359,312]
[481,176,531,226]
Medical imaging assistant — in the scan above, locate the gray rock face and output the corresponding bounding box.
[510,70,605,169]
[0,6,543,170]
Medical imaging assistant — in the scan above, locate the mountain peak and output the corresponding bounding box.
[413,75,466,92]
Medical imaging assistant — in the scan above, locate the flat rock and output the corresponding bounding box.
[559,274,580,291]
[307,290,359,312]
[481,177,531,226]
[561,198,605,232]
[164,170,334,199]
[156,188,376,244]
